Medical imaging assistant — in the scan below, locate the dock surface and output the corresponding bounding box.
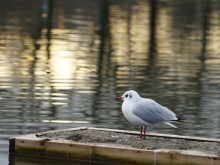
[9,127,220,165]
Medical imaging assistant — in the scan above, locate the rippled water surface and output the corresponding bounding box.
[1,0,220,164]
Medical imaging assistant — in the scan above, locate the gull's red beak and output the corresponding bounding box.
[115,96,123,101]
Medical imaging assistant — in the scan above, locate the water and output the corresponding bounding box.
[1,0,220,164]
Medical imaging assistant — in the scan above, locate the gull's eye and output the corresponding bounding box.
[125,94,128,97]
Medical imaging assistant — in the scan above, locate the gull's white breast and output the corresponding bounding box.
[122,101,151,126]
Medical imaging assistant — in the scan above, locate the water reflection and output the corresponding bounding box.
[1,0,220,164]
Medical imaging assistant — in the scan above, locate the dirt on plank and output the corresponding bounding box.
[36,129,220,156]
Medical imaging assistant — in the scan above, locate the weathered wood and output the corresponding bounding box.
[9,127,220,165]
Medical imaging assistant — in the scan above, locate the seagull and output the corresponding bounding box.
[116,90,188,139]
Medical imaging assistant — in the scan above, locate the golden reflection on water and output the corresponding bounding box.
[1,0,220,142]
[1,1,220,164]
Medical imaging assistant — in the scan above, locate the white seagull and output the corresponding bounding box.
[116,90,187,139]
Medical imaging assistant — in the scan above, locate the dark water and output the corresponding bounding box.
[1,0,220,164]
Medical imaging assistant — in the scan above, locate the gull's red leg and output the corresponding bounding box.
[143,126,147,139]
[140,126,143,138]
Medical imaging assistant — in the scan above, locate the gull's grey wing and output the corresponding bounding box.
[132,99,177,124]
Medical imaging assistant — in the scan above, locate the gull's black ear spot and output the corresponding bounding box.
[130,95,132,98]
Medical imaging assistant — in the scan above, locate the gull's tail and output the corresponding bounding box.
[171,117,194,125]
[164,121,177,128]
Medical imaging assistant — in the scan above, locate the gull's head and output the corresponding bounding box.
[115,90,141,103]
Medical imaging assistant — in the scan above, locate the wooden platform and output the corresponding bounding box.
[9,127,220,165]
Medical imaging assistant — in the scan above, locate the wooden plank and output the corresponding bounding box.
[9,127,220,165]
